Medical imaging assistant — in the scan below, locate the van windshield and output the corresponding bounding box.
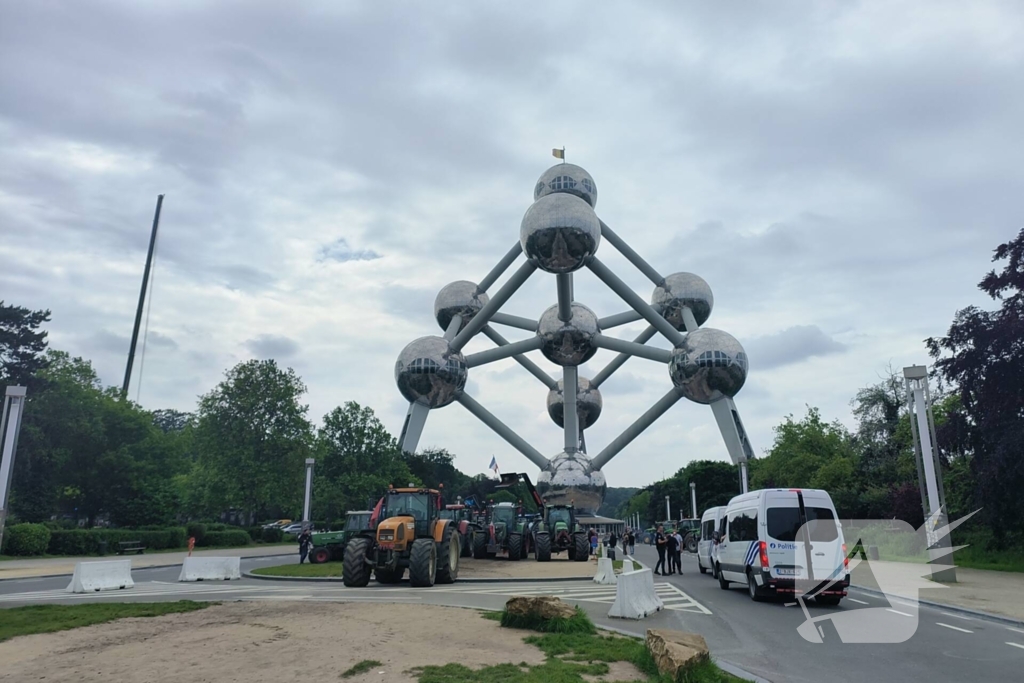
[767,507,838,542]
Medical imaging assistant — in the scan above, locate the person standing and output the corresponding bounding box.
[298,527,312,564]
[590,529,599,557]
[654,525,668,575]
[608,531,617,561]
[673,529,684,575]
[665,528,679,575]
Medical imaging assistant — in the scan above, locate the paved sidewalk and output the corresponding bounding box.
[0,545,295,580]
[850,559,1024,622]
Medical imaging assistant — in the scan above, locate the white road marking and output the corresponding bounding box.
[433,581,712,615]
[940,612,975,621]
[1005,642,1024,651]
[1006,627,1024,635]
[893,600,919,609]
[848,598,869,605]
[936,622,974,633]
[886,609,914,617]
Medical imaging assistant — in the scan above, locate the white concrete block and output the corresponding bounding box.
[178,556,241,581]
[593,556,617,585]
[608,567,664,619]
[66,560,134,593]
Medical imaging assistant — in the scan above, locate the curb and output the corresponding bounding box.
[243,570,592,584]
[0,553,295,583]
[850,585,1024,628]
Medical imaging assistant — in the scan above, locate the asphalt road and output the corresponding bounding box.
[2,549,1022,683]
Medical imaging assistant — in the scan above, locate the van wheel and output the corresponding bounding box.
[747,571,766,602]
[698,563,707,575]
[816,595,842,607]
[717,564,729,590]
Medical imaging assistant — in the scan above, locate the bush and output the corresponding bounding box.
[186,523,207,545]
[5,524,52,556]
[329,519,347,531]
[205,523,228,532]
[247,527,263,542]
[42,521,62,531]
[46,528,188,555]
[199,530,250,547]
[261,527,283,543]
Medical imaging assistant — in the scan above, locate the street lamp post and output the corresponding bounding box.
[302,458,315,528]
[665,495,670,522]
[0,387,27,553]
[690,481,697,518]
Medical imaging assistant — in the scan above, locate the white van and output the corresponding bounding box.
[696,506,726,575]
[715,489,849,604]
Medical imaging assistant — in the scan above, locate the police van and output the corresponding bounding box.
[714,489,849,604]
[696,506,726,575]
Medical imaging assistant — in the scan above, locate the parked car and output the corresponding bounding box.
[261,519,292,530]
[279,522,305,535]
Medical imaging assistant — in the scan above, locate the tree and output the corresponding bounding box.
[404,448,470,495]
[0,301,51,390]
[194,360,312,524]
[152,409,194,433]
[927,228,1024,540]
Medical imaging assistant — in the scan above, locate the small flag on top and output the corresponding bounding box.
[552,147,565,160]
[489,456,500,475]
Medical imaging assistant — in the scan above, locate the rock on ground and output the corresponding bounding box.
[645,628,710,678]
[505,595,577,620]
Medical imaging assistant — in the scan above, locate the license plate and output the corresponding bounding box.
[776,568,798,576]
[378,542,394,550]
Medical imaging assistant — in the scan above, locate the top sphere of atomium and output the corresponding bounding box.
[434,281,488,333]
[668,328,748,404]
[520,193,601,274]
[536,450,607,514]
[534,163,598,208]
[652,272,714,330]
[547,376,603,429]
[536,302,600,366]
[395,336,468,408]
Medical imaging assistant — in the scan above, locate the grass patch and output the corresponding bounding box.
[0,601,211,643]
[341,659,382,678]
[251,562,342,578]
[499,606,596,634]
[480,610,503,622]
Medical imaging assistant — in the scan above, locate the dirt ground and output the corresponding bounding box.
[0,602,642,683]
[461,552,598,579]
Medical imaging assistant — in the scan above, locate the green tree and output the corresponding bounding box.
[404,448,470,496]
[194,360,312,524]
[0,301,51,390]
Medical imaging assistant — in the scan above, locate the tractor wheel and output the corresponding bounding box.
[520,533,530,560]
[686,534,698,554]
[573,532,589,562]
[343,537,372,587]
[508,533,522,561]
[374,566,402,584]
[472,531,488,559]
[535,532,552,562]
[409,538,437,587]
[310,547,330,564]
[435,524,460,584]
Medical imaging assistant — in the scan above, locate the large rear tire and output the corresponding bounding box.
[374,566,402,584]
[573,532,589,562]
[310,547,330,564]
[535,532,551,562]
[472,531,488,560]
[435,524,460,584]
[343,537,372,587]
[717,564,730,590]
[508,533,522,561]
[686,534,698,554]
[409,538,437,587]
[747,570,766,602]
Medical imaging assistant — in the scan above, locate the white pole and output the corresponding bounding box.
[740,462,749,493]
[0,387,28,552]
[302,458,315,524]
[665,495,670,521]
[690,482,697,518]
[913,387,941,516]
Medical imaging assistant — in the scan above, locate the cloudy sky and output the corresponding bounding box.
[2,1,1021,489]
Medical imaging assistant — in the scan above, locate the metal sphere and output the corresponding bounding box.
[546,376,603,429]
[536,451,607,514]
[394,336,468,409]
[652,272,714,330]
[536,302,600,366]
[668,328,748,404]
[533,163,598,208]
[434,281,488,333]
[520,193,601,274]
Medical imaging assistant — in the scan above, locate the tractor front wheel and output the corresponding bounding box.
[409,538,437,587]
[309,547,330,564]
[472,531,488,559]
[343,537,372,587]
[535,532,551,562]
[573,532,589,562]
[508,533,522,561]
[435,524,460,584]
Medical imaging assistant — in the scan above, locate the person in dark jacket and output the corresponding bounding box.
[298,528,312,564]
[608,532,617,561]
[665,529,679,575]
[654,525,668,575]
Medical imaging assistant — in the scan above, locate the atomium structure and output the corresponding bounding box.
[395,162,755,514]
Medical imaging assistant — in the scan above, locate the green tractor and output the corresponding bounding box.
[472,501,531,560]
[532,503,589,562]
[308,510,372,564]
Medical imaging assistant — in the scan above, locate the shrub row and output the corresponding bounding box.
[4,524,52,556]
[46,528,188,556]
[197,530,251,547]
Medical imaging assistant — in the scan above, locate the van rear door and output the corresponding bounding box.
[800,491,845,583]
[764,490,807,580]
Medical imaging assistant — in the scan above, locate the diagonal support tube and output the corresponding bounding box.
[563,365,579,453]
[465,336,543,368]
[592,334,672,363]
[591,326,657,388]
[477,242,523,293]
[587,257,685,347]
[456,392,548,469]
[590,388,684,470]
[481,326,557,389]
[489,312,538,331]
[556,273,573,322]
[598,310,644,329]
[600,220,664,287]
[452,260,537,352]
[398,402,430,454]
[443,315,463,342]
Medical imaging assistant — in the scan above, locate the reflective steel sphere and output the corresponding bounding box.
[536,451,607,514]
[547,376,603,429]
[395,336,468,408]
[533,163,598,208]
[668,328,748,404]
[520,193,601,274]
[434,281,488,333]
[536,302,600,366]
[652,272,714,330]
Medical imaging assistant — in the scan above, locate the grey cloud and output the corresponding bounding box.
[147,331,178,350]
[245,334,300,359]
[318,238,381,263]
[746,325,847,370]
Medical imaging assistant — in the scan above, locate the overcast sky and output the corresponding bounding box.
[2,1,1021,489]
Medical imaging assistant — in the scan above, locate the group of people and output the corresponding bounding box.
[586,528,638,560]
[653,524,683,576]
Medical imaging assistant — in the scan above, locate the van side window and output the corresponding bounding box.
[702,520,714,540]
[718,517,727,538]
[728,509,758,542]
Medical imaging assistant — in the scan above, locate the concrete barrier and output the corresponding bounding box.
[608,567,663,619]
[66,560,134,593]
[593,556,617,585]
[178,556,242,582]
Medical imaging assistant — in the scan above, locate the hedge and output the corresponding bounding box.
[261,527,283,543]
[47,528,187,556]
[5,524,51,556]
[247,526,263,542]
[198,530,250,547]
[186,522,207,544]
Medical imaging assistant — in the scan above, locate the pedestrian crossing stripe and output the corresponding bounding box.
[433,582,712,615]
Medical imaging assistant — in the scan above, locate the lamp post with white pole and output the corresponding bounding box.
[302,458,315,529]
[0,387,27,553]
[690,481,697,518]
